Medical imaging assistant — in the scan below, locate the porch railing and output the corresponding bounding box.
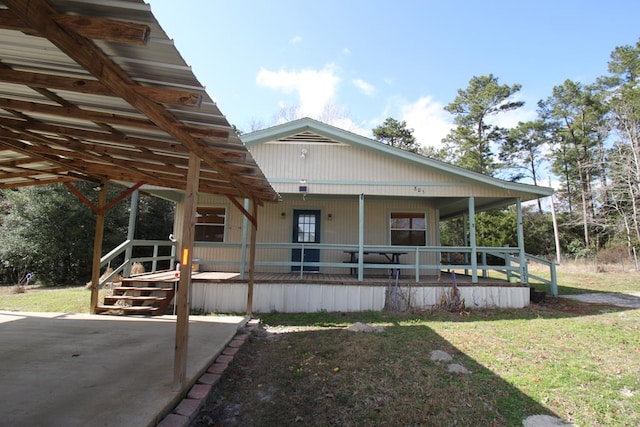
[98,239,176,286]
[100,240,558,296]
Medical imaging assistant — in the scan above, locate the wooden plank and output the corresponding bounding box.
[173,152,200,390]
[104,296,167,301]
[53,15,150,45]
[90,182,108,313]
[3,0,261,201]
[0,68,202,107]
[246,199,258,316]
[0,9,151,46]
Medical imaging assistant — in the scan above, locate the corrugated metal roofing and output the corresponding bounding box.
[0,0,279,203]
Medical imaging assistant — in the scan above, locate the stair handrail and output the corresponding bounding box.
[98,239,177,287]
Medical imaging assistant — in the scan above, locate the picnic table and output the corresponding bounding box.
[344,250,407,276]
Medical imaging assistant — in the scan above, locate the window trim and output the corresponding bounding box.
[194,206,227,242]
[389,211,427,246]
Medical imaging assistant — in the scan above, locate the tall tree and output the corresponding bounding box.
[443,74,524,175]
[372,117,420,153]
[501,120,550,212]
[0,183,128,285]
[599,39,640,260]
[540,79,609,248]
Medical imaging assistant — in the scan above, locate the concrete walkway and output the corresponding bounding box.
[562,291,640,309]
[0,311,245,427]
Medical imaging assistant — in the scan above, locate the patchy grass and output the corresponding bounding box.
[0,285,109,313]
[193,266,640,427]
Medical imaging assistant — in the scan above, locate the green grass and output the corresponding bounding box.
[0,285,107,313]
[2,266,639,426]
[195,265,640,427]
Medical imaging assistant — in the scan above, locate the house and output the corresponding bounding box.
[160,118,556,313]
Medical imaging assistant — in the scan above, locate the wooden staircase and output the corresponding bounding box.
[97,277,177,316]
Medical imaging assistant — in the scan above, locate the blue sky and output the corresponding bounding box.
[149,0,640,149]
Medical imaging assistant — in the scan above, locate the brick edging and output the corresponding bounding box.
[156,318,259,427]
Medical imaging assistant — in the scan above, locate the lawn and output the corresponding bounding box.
[1,266,638,426]
[193,266,640,427]
[0,285,109,313]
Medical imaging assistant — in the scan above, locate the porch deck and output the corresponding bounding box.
[129,270,519,287]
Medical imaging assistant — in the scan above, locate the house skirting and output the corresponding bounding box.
[190,282,530,313]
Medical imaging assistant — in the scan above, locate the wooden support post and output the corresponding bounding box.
[124,189,139,277]
[240,198,249,280]
[173,152,200,391]
[90,182,108,314]
[246,199,258,316]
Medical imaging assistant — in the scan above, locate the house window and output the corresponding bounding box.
[195,207,226,242]
[390,212,426,246]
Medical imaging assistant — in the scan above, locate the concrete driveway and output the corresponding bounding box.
[0,311,245,427]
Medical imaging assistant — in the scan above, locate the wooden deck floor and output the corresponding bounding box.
[125,270,518,287]
[202,271,515,287]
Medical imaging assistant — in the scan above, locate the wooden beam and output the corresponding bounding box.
[226,194,257,226]
[246,199,258,316]
[0,9,151,46]
[173,152,200,391]
[90,181,108,313]
[64,181,99,214]
[4,0,255,200]
[53,15,150,45]
[0,68,202,107]
[0,117,187,154]
[0,98,158,130]
[103,181,144,212]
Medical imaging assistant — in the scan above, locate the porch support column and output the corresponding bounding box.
[462,213,469,276]
[89,182,108,314]
[173,152,200,391]
[246,199,258,316]
[358,194,364,281]
[468,197,478,283]
[124,189,139,277]
[516,198,527,283]
[240,198,249,280]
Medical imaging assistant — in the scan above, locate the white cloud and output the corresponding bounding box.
[331,117,370,137]
[488,106,537,129]
[289,35,302,45]
[400,96,453,149]
[256,65,341,118]
[352,78,375,96]
[342,47,351,55]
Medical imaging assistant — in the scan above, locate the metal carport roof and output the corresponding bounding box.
[0,0,278,203]
[0,0,277,392]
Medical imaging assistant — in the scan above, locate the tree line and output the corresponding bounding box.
[373,39,640,266]
[2,39,639,285]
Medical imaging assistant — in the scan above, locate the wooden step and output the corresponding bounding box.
[96,305,160,314]
[104,295,167,303]
[112,286,174,292]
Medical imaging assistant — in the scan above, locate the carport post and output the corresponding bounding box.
[90,183,108,314]
[173,152,200,391]
[246,199,258,316]
[124,189,139,277]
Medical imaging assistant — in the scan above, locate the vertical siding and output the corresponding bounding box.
[175,194,441,275]
[250,141,510,198]
[190,283,529,313]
